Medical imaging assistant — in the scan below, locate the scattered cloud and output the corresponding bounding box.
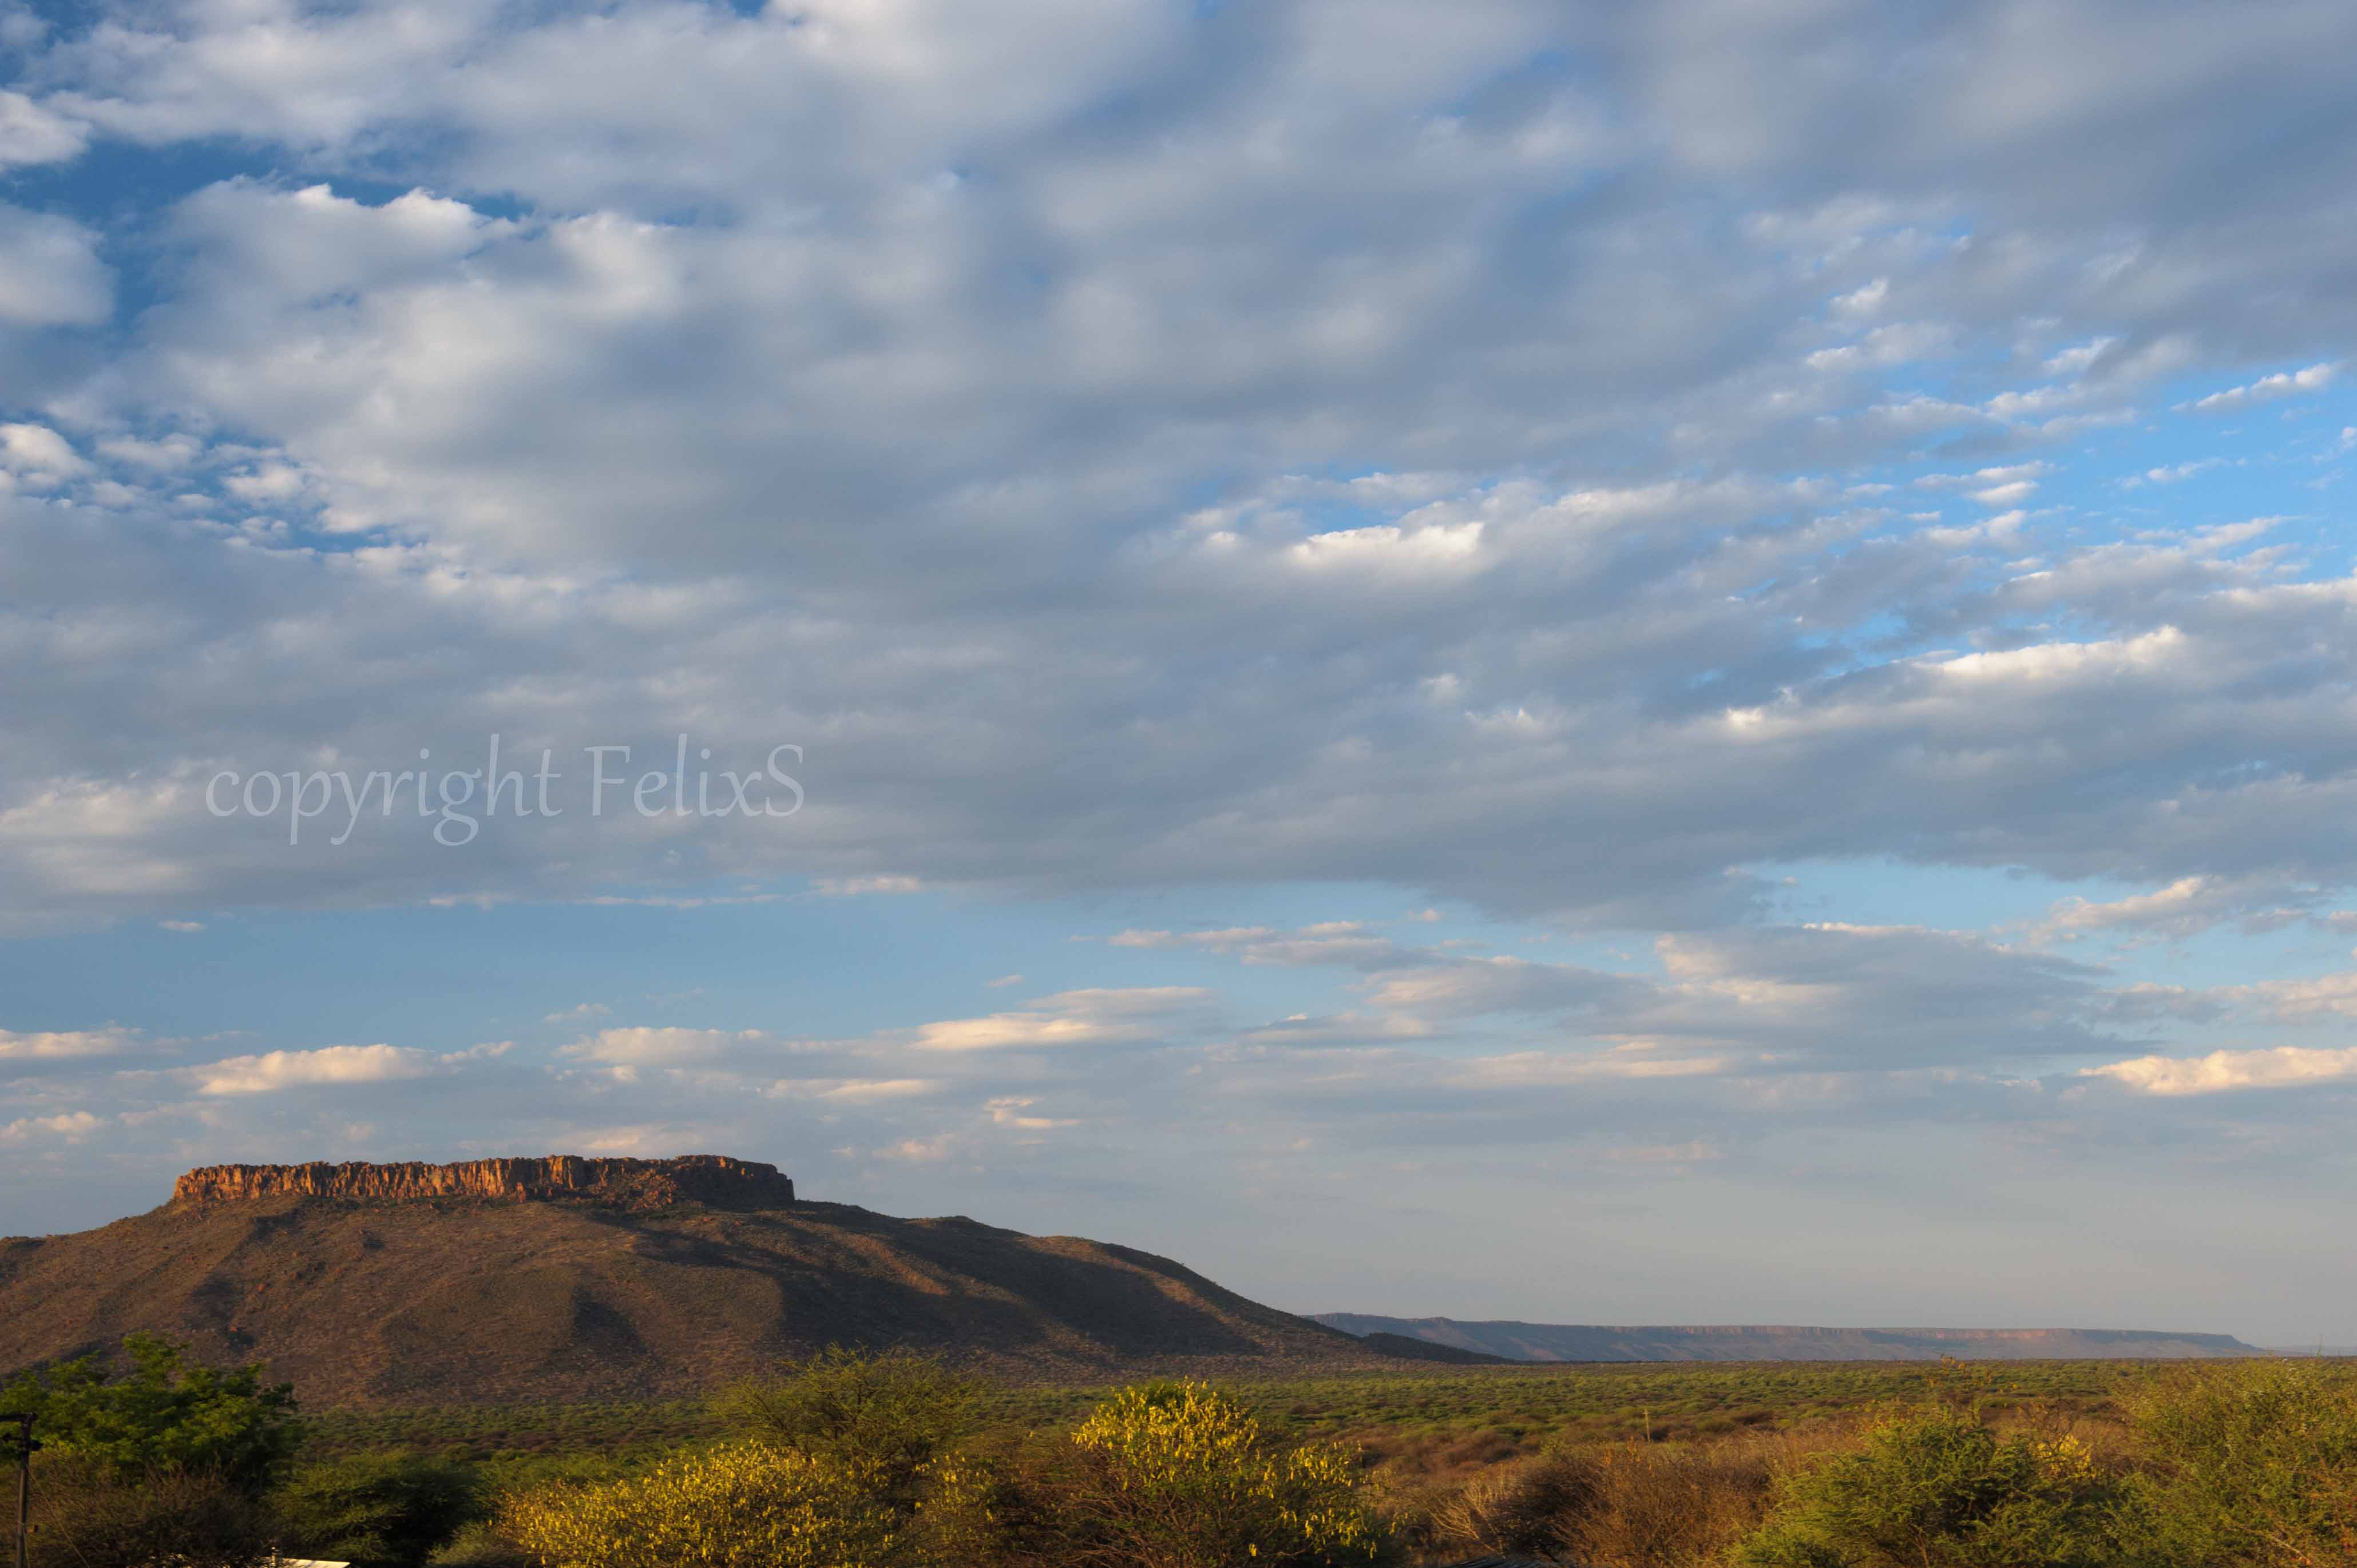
[192,1044,434,1094]
[910,987,1211,1052]
[0,1028,133,1062]
[2184,362,2339,413]
[2087,1046,2357,1097]
[817,876,924,896]
[0,1110,103,1142]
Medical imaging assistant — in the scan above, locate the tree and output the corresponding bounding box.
[1053,1379,1387,1568]
[712,1344,976,1504]
[275,1451,485,1566]
[0,1332,302,1496]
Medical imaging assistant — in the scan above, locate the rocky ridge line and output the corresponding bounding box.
[170,1154,795,1210]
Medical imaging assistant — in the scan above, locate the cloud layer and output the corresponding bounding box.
[6,0,2357,1336]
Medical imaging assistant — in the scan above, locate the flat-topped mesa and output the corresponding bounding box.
[171,1155,794,1212]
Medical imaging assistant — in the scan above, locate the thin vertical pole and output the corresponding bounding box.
[12,1412,28,1568]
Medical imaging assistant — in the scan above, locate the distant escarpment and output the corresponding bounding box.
[0,1161,1395,1405]
[1317,1315,2267,1363]
[171,1155,795,1212]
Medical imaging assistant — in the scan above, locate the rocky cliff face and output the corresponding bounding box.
[171,1154,794,1211]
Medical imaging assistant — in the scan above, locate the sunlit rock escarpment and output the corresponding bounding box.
[170,1154,795,1211]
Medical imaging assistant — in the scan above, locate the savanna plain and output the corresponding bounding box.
[12,1338,2356,1567]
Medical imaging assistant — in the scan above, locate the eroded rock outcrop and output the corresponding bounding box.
[171,1154,794,1210]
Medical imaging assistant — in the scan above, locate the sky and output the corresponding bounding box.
[5,0,2357,1347]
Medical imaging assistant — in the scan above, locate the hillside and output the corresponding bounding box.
[0,1157,1388,1406]
[1316,1315,2267,1363]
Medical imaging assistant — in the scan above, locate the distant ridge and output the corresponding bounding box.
[1356,1331,1514,1366]
[1316,1315,2267,1363]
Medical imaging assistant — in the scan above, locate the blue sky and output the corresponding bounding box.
[7,0,2357,1345]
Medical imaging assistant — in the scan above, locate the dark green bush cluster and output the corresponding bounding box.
[2,1331,303,1494]
[3,1335,485,1568]
[5,1333,299,1568]
[710,1342,976,1503]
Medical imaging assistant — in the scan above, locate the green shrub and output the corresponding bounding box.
[427,1521,539,1568]
[276,1450,485,1566]
[497,1440,900,1567]
[1733,1406,2123,1568]
[0,1332,302,1496]
[712,1344,974,1503]
[1052,1378,1388,1567]
[25,1452,277,1568]
[2124,1360,2357,1567]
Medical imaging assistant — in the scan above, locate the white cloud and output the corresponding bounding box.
[1448,1047,1733,1087]
[986,1095,1078,1130]
[2184,362,2339,413]
[0,1110,103,1142]
[2086,1046,2357,1097]
[565,1027,765,1065]
[192,1044,434,1094]
[2031,876,2250,944]
[0,205,108,325]
[911,986,1210,1051]
[878,1133,957,1163]
[0,92,85,169]
[0,423,89,483]
[817,876,924,896]
[2134,458,2224,486]
[441,1040,514,1062]
[0,1028,131,1061]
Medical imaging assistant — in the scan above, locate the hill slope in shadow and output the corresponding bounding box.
[0,1172,1386,1405]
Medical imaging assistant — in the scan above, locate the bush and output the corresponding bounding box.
[1733,1407,2124,1568]
[2125,1360,2357,1567]
[0,1332,302,1496]
[712,1344,974,1503]
[1567,1438,1794,1568]
[1051,1379,1387,1568]
[1409,1432,1796,1568]
[496,1440,901,1568]
[1420,1450,1598,1560]
[25,1453,277,1568]
[276,1450,485,1566]
[426,1522,539,1567]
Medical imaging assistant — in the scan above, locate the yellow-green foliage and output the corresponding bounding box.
[2125,1359,2357,1566]
[497,1440,899,1568]
[1733,1407,2124,1568]
[1063,1379,1385,1567]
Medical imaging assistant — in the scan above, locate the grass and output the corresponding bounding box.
[304,1356,2164,1481]
[208,1354,2357,1566]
